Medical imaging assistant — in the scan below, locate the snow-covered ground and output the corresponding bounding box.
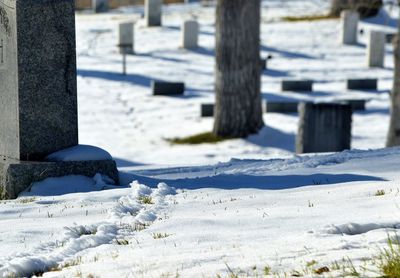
[1,0,400,277]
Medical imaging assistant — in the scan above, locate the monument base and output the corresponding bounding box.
[0,157,119,199]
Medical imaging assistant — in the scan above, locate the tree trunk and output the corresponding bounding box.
[213,0,264,138]
[386,7,400,147]
[330,0,382,18]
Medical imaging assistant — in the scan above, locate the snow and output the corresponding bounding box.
[45,145,112,162]
[1,0,400,277]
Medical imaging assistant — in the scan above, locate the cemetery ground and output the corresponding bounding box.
[2,0,400,277]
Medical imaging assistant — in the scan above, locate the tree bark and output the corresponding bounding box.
[330,0,382,18]
[386,5,400,147]
[213,0,264,138]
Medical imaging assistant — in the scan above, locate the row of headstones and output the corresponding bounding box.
[341,10,391,68]
[279,78,377,92]
[118,19,199,54]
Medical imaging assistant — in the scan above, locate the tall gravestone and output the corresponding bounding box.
[367,31,385,68]
[0,0,118,199]
[296,103,352,154]
[340,10,359,45]
[181,20,199,49]
[145,0,162,27]
[118,21,135,54]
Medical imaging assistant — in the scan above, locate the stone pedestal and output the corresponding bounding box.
[181,20,199,49]
[201,104,214,117]
[367,31,385,68]
[0,0,118,199]
[119,22,135,54]
[145,0,162,27]
[152,81,185,96]
[296,103,352,154]
[347,78,377,90]
[340,11,359,45]
[92,0,109,13]
[266,101,299,114]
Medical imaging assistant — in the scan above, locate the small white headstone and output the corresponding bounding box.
[118,22,135,54]
[145,0,162,27]
[181,20,199,49]
[340,10,359,45]
[367,31,385,68]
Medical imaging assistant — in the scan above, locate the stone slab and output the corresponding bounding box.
[296,103,352,154]
[367,31,385,68]
[342,99,366,111]
[266,101,299,113]
[118,21,134,54]
[0,157,119,199]
[181,20,199,49]
[281,80,313,92]
[201,104,214,117]
[347,78,377,90]
[260,58,267,71]
[152,81,185,96]
[340,10,359,45]
[0,0,78,161]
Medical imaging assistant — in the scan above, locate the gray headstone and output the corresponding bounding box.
[0,0,118,198]
[260,58,267,71]
[296,103,352,154]
[266,101,299,113]
[347,79,377,90]
[0,0,78,161]
[201,104,214,117]
[118,21,134,54]
[152,81,185,96]
[340,10,359,45]
[281,80,313,92]
[181,20,199,49]
[367,31,385,68]
[145,0,162,27]
[92,0,109,13]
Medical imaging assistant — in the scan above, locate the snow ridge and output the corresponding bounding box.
[0,182,176,278]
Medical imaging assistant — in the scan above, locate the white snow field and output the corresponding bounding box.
[1,0,400,277]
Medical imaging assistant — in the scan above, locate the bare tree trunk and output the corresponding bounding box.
[330,0,382,18]
[213,0,264,138]
[386,6,400,147]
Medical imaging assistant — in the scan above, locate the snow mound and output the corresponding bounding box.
[45,144,112,162]
[19,174,117,197]
[0,181,176,277]
[321,222,400,236]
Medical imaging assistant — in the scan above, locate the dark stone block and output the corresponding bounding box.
[152,81,185,96]
[281,80,313,92]
[93,0,109,13]
[0,0,78,161]
[296,103,352,154]
[265,101,299,113]
[344,99,366,111]
[347,79,377,90]
[201,104,214,117]
[0,157,119,199]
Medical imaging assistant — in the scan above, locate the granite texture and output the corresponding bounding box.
[281,80,313,92]
[347,78,377,90]
[0,0,78,161]
[296,103,352,154]
[0,157,119,199]
[152,81,185,96]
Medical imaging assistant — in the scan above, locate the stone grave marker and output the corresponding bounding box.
[92,0,109,13]
[118,21,135,54]
[201,104,214,117]
[296,103,352,154]
[181,20,199,49]
[367,31,385,68]
[0,0,118,198]
[152,81,185,96]
[281,80,313,92]
[145,0,162,27]
[340,10,359,45]
[265,101,299,113]
[347,78,377,90]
